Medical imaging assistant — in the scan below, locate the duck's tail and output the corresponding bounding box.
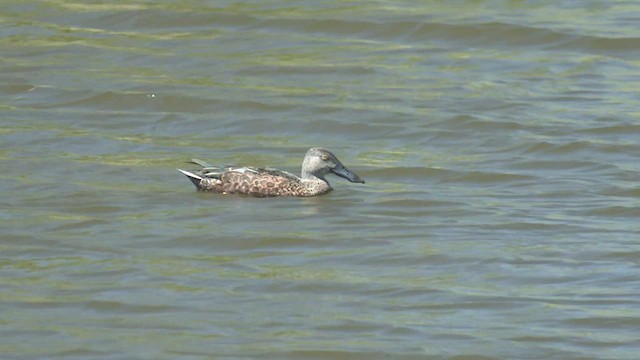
[178,169,203,188]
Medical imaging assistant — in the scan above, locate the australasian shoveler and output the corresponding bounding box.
[178,147,365,197]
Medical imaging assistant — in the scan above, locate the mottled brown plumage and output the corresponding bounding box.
[178,148,365,197]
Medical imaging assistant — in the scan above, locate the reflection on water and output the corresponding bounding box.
[1,1,639,359]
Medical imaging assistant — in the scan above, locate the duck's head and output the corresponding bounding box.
[301,147,365,184]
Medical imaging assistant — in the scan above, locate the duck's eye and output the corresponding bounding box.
[321,154,329,161]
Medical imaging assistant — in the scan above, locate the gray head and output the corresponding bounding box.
[301,147,365,184]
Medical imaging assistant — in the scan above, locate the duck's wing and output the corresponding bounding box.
[186,159,250,179]
[187,159,299,179]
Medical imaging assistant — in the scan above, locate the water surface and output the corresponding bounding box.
[1,1,639,359]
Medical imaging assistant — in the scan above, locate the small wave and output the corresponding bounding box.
[255,18,640,58]
[85,9,640,59]
[237,65,375,76]
[580,124,640,135]
[434,114,527,132]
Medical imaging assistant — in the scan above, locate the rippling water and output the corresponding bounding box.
[2,1,639,359]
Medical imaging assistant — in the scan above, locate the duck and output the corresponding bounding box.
[178,147,365,197]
